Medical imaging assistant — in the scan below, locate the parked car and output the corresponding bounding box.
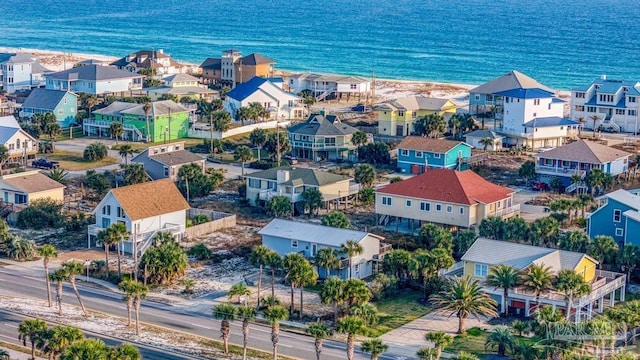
[351,104,372,112]
[283,155,298,164]
[531,181,549,191]
[32,158,60,169]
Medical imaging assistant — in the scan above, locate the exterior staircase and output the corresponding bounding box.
[603,114,621,132]
[315,89,335,102]
[566,181,589,194]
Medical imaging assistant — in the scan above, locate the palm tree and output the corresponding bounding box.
[109,343,141,360]
[320,277,344,324]
[227,283,251,304]
[0,349,8,360]
[236,305,256,360]
[45,122,61,151]
[305,322,333,360]
[118,279,137,327]
[575,116,585,135]
[249,128,267,160]
[416,347,438,360]
[590,114,600,137]
[96,229,116,276]
[448,115,461,139]
[336,316,365,360]
[102,223,129,277]
[430,276,498,334]
[263,305,289,360]
[555,269,591,321]
[479,137,494,151]
[234,145,253,176]
[62,261,87,316]
[212,303,237,355]
[0,145,9,171]
[50,268,67,316]
[486,264,521,317]
[283,253,317,318]
[425,331,453,359]
[315,248,340,279]
[143,101,151,142]
[38,245,58,308]
[110,122,124,144]
[60,339,109,360]
[265,251,281,297]
[485,327,515,357]
[131,281,149,335]
[46,168,69,184]
[118,144,134,165]
[512,341,541,360]
[249,245,270,309]
[522,264,554,312]
[18,318,47,360]
[511,319,529,337]
[341,240,363,279]
[360,338,388,360]
[40,325,84,360]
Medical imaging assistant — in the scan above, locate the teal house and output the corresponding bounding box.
[588,189,640,247]
[396,136,472,174]
[21,89,78,127]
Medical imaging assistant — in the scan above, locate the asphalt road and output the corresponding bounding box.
[0,266,396,360]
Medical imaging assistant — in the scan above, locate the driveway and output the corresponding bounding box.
[511,187,550,222]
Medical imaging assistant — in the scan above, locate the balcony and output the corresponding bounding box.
[535,165,586,178]
[491,203,521,218]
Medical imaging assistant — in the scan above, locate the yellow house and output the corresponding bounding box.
[0,170,65,205]
[377,96,457,136]
[450,238,626,322]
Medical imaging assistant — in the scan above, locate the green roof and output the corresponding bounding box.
[245,166,351,186]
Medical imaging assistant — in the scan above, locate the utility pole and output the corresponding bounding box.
[168,108,172,142]
[276,117,280,167]
[209,114,214,157]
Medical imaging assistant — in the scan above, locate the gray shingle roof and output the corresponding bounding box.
[200,58,222,69]
[93,100,189,117]
[244,166,351,186]
[470,70,554,95]
[464,129,503,140]
[258,218,370,247]
[377,96,454,111]
[22,89,73,111]
[533,139,631,164]
[599,189,640,210]
[149,150,204,166]
[47,65,142,81]
[241,53,275,66]
[288,113,358,136]
[163,73,199,83]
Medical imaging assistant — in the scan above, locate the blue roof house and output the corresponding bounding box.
[223,76,305,122]
[396,136,472,174]
[588,189,640,247]
[21,89,78,127]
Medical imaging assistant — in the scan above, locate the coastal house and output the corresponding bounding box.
[84,100,191,142]
[287,113,367,161]
[45,65,143,95]
[87,179,190,254]
[199,58,221,85]
[243,166,359,210]
[0,52,51,94]
[111,49,183,75]
[533,139,631,190]
[20,88,78,127]
[288,73,371,102]
[376,96,457,136]
[223,76,305,121]
[587,189,640,247]
[447,238,626,322]
[0,170,65,206]
[258,218,390,280]
[469,70,579,149]
[200,50,275,87]
[395,136,472,173]
[146,73,214,101]
[75,59,112,67]
[375,169,518,230]
[0,115,37,164]
[131,141,205,181]
[464,129,504,151]
[571,76,640,133]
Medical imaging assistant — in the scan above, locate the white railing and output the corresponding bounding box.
[492,203,521,218]
[535,165,587,177]
[576,271,626,307]
[315,89,334,102]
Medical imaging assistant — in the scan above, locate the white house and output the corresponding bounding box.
[571,76,640,133]
[0,52,51,94]
[45,65,143,95]
[288,73,370,102]
[0,115,37,164]
[0,170,65,206]
[224,76,305,121]
[87,179,190,255]
[111,49,184,75]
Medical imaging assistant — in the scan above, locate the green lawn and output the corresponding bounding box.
[111,138,205,152]
[445,327,541,356]
[364,290,431,337]
[46,150,118,171]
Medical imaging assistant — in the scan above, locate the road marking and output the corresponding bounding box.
[4,323,17,328]
[0,334,13,340]
[279,343,293,348]
[191,323,212,330]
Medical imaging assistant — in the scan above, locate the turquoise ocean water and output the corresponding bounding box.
[1,0,639,89]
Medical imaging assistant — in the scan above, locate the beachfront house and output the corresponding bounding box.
[446,238,625,322]
[0,115,37,164]
[131,141,205,181]
[464,129,504,151]
[84,100,191,142]
[376,169,518,231]
[0,170,65,206]
[533,139,631,191]
[146,73,214,101]
[45,65,143,95]
[587,189,640,247]
[20,88,78,127]
[396,136,472,174]
[111,49,183,75]
[288,73,371,102]
[571,76,640,133]
[469,70,579,149]
[0,52,51,94]
[258,218,390,280]
[200,50,275,87]
[376,96,457,136]
[223,76,305,121]
[287,112,367,161]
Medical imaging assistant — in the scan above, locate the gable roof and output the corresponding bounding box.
[533,139,631,164]
[258,218,374,247]
[22,89,75,111]
[599,189,640,210]
[494,88,555,99]
[47,65,143,81]
[289,72,370,84]
[288,113,358,136]
[470,70,554,95]
[523,117,581,128]
[377,96,454,112]
[149,150,204,166]
[397,136,470,153]
[164,73,199,83]
[245,166,351,186]
[108,179,190,221]
[111,50,179,68]
[0,52,36,64]
[200,57,222,69]
[461,238,597,273]
[464,129,503,140]
[226,76,299,102]
[377,169,513,205]
[0,115,20,128]
[0,171,65,193]
[93,100,189,117]
[240,53,275,66]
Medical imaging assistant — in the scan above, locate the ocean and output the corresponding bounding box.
[1,0,639,89]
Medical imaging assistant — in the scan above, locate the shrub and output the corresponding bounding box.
[248,159,291,170]
[85,170,111,197]
[17,198,64,229]
[187,243,212,260]
[192,214,210,225]
[237,183,247,198]
[83,142,108,161]
[64,213,94,231]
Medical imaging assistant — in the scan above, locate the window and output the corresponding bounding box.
[615,228,624,237]
[350,84,357,90]
[248,178,261,188]
[474,95,480,101]
[614,209,622,222]
[102,205,111,215]
[630,110,637,116]
[63,98,67,104]
[415,151,423,158]
[174,144,180,150]
[443,205,451,213]
[354,263,360,272]
[436,203,442,212]
[575,92,585,99]
[16,139,20,149]
[398,111,405,117]
[534,99,540,106]
[629,97,637,103]
[575,105,584,112]
[324,137,336,146]
[587,106,597,112]
[382,196,392,206]
[164,167,169,176]
[117,206,125,218]
[486,95,494,102]
[291,240,298,248]
[14,194,27,204]
[420,202,430,211]
[58,109,64,115]
[400,149,408,156]
[102,217,111,229]
[615,109,625,115]
[434,153,441,159]
[459,207,464,215]
[599,94,614,102]
[406,199,412,207]
[474,263,488,277]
